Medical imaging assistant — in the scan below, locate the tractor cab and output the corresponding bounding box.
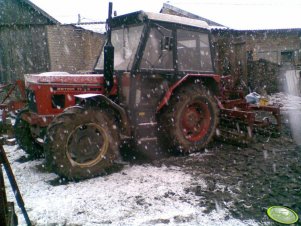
[95,11,214,75]
[90,11,220,161]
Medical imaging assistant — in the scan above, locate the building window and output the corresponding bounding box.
[281,50,294,64]
[257,51,278,64]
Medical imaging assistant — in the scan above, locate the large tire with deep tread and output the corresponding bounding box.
[44,107,120,180]
[159,84,218,154]
[14,109,44,158]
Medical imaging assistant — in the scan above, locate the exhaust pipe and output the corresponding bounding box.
[104,2,114,93]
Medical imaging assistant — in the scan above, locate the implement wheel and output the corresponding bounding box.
[160,84,218,154]
[14,109,43,158]
[44,107,120,180]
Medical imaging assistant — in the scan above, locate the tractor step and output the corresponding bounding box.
[134,119,169,160]
[135,137,169,160]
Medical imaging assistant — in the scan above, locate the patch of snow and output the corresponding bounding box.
[2,145,258,226]
[74,93,101,99]
[38,72,70,76]
[269,92,301,111]
[76,24,106,34]
[269,92,301,144]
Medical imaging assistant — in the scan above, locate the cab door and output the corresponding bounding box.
[128,24,174,159]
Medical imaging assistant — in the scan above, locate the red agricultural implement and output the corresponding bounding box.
[0,80,26,138]
[0,80,26,123]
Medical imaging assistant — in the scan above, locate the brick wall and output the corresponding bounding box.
[46,25,104,73]
[81,31,104,71]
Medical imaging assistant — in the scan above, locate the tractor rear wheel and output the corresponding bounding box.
[14,109,44,158]
[44,107,120,180]
[160,84,218,154]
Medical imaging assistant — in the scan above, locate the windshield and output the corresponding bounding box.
[141,25,173,70]
[177,29,213,72]
[95,25,144,71]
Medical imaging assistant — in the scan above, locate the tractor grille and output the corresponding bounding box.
[27,90,37,113]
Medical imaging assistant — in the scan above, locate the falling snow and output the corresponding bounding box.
[1,91,301,225]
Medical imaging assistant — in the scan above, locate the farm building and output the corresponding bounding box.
[212,28,301,93]
[0,0,104,83]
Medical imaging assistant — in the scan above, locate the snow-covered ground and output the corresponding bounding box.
[268,92,301,111]
[3,145,258,226]
[269,92,301,144]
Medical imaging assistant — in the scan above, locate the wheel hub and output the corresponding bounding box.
[66,123,109,168]
[182,107,202,130]
[181,103,210,142]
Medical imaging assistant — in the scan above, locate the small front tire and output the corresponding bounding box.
[14,109,44,158]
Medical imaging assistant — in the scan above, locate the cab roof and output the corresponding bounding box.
[111,11,209,30]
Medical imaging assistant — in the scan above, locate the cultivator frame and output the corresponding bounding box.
[0,80,26,124]
[216,77,281,141]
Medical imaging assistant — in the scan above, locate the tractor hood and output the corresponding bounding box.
[24,72,104,87]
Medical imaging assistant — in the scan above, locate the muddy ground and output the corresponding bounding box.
[3,110,301,225]
[152,117,301,225]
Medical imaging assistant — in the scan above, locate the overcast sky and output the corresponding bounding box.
[29,0,301,30]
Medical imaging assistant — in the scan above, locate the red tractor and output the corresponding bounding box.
[15,4,281,179]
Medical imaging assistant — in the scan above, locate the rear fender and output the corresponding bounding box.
[157,74,221,112]
[75,94,130,137]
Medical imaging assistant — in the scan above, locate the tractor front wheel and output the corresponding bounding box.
[14,109,44,158]
[160,84,218,154]
[44,107,120,180]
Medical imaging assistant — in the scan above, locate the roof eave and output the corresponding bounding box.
[21,0,60,25]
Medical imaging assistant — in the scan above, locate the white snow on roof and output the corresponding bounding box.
[143,11,209,29]
[75,24,106,34]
